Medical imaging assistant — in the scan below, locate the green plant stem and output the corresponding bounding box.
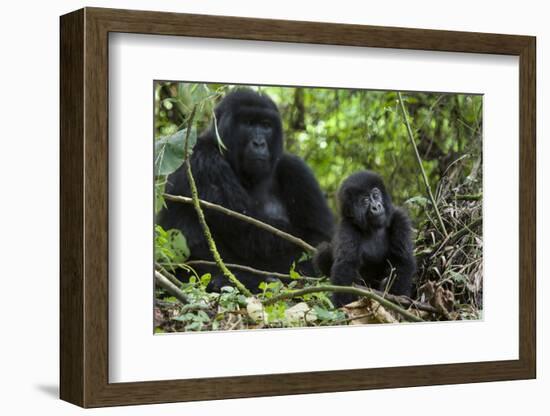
[454,193,482,201]
[183,106,252,298]
[163,193,316,255]
[263,284,424,323]
[397,92,448,238]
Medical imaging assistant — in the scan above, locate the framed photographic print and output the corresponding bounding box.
[60,7,536,408]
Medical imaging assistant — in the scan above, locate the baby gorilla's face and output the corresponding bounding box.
[353,187,387,230]
[338,170,393,232]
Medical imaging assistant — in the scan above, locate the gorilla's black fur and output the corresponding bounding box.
[314,171,416,306]
[158,89,334,291]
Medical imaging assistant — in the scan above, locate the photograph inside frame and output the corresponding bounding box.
[153,82,483,333]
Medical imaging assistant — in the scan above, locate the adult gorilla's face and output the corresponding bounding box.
[213,89,283,184]
[339,171,393,231]
[238,113,277,178]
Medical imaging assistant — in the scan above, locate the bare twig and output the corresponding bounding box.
[398,92,448,238]
[163,193,316,255]
[182,106,252,297]
[263,284,424,323]
[184,260,322,282]
[430,217,482,259]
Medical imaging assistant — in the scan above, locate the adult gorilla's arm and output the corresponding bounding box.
[387,207,416,296]
[162,140,303,259]
[276,153,334,245]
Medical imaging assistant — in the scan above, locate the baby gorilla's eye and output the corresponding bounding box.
[362,196,370,205]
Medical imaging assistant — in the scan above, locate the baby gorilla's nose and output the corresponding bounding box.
[370,201,383,215]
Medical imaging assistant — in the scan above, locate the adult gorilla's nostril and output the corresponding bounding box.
[252,138,266,148]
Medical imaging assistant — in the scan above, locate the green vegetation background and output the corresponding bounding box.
[155,83,482,218]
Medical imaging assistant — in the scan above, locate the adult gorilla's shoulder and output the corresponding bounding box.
[275,153,334,242]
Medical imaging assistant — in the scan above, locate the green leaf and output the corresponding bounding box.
[155,180,166,214]
[313,305,345,322]
[199,273,212,288]
[288,263,301,279]
[190,83,213,103]
[168,229,190,263]
[404,196,430,207]
[154,128,197,176]
[155,228,190,264]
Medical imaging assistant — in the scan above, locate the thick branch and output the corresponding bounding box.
[263,284,424,323]
[155,263,182,287]
[354,284,439,314]
[398,92,448,238]
[163,193,316,255]
[154,270,189,305]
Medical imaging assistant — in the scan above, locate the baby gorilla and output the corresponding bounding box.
[314,171,416,307]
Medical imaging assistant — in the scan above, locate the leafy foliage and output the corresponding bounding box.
[155,225,190,266]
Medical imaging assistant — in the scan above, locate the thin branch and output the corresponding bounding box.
[454,193,482,201]
[154,270,189,305]
[397,92,448,238]
[155,299,211,314]
[163,193,316,255]
[263,284,424,323]
[354,284,439,314]
[182,106,253,297]
[430,217,482,259]
[184,260,322,282]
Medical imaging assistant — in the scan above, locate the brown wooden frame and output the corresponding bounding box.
[60,7,536,408]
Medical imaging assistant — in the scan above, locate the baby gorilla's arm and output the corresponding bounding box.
[330,222,362,307]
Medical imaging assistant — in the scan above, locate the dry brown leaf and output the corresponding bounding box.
[434,286,455,315]
[343,298,399,324]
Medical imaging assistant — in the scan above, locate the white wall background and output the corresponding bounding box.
[0,0,546,414]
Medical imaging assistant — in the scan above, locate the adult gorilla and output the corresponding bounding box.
[158,89,334,291]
